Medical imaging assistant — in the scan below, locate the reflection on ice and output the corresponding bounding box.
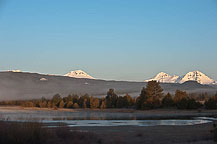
[1,119,211,127]
[0,108,214,127]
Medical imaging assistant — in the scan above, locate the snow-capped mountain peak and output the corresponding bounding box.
[179,71,214,84]
[8,70,21,72]
[64,70,94,79]
[145,71,216,85]
[145,72,179,83]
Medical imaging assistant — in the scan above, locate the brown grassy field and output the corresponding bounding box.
[0,106,217,144]
[0,121,216,144]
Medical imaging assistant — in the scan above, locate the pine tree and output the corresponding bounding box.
[39,101,47,108]
[136,81,164,109]
[214,91,217,101]
[162,93,174,107]
[105,89,118,108]
[136,87,147,109]
[145,81,163,109]
[100,100,106,109]
[174,90,188,103]
[90,98,100,109]
[123,94,132,108]
[145,81,163,101]
[66,101,73,108]
[47,101,52,108]
[82,101,87,108]
[51,94,62,106]
[117,96,124,108]
[59,100,65,108]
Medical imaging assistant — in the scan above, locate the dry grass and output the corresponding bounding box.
[0,122,101,144]
[211,123,217,142]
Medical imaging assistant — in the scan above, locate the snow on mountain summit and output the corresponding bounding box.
[64,70,94,79]
[8,70,21,72]
[145,72,179,83]
[145,71,216,85]
[179,71,214,85]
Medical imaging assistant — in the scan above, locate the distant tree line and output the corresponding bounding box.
[0,81,217,110]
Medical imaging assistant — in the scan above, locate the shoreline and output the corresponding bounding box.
[0,106,217,143]
[0,106,217,120]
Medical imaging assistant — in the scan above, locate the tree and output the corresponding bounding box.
[173,90,201,109]
[100,100,106,109]
[145,81,164,109]
[82,101,87,108]
[205,97,217,109]
[105,89,118,108]
[176,96,201,109]
[63,95,73,103]
[136,81,164,109]
[136,87,147,110]
[214,92,217,101]
[123,94,134,108]
[116,96,124,108]
[47,101,52,108]
[187,98,201,109]
[22,102,34,107]
[66,101,73,108]
[145,81,164,100]
[73,103,79,109]
[38,97,47,108]
[72,95,79,104]
[39,101,47,108]
[51,94,62,107]
[176,98,189,109]
[162,93,174,107]
[78,94,89,108]
[59,100,65,108]
[174,90,188,103]
[90,98,100,109]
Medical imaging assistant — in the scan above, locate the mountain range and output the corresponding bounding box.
[10,70,217,85]
[145,71,217,85]
[0,70,216,100]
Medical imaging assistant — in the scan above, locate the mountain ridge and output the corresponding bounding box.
[0,71,216,100]
[4,69,217,85]
[145,71,216,85]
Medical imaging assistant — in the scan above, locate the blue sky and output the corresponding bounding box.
[0,0,217,81]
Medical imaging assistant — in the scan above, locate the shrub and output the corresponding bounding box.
[73,103,79,109]
[176,98,189,109]
[176,98,201,109]
[0,122,101,144]
[22,102,34,107]
[205,98,217,109]
[0,122,47,144]
[211,123,217,142]
[187,98,202,109]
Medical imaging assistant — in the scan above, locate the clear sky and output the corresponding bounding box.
[0,0,217,81]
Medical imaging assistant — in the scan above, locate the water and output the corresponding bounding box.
[42,119,211,127]
[0,108,215,127]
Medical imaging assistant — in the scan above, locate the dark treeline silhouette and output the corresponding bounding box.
[0,81,217,110]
